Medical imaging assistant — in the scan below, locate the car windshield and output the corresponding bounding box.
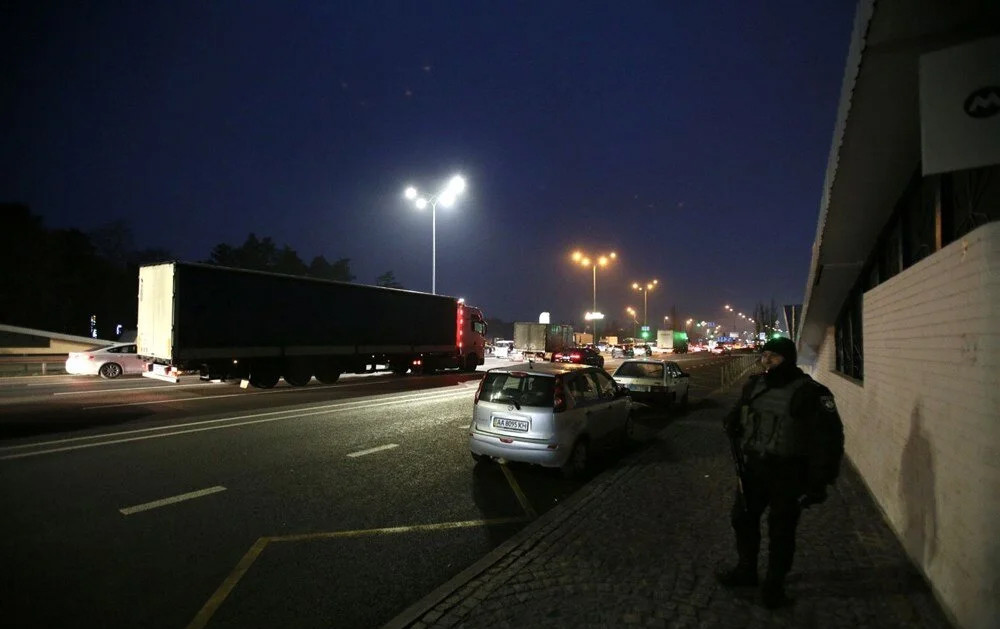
[614,362,664,379]
[480,372,555,407]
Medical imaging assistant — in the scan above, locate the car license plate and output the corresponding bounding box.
[493,417,529,432]
[628,384,650,392]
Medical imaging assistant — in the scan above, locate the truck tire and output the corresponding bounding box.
[463,353,478,372]
[284,360,313,387]
[314,367,341,384]
[249,368,280,389]
[284,372,312,387]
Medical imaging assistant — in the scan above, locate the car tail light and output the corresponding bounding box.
[571,352,581,362]
[553,377,566,413]
[474,377,486,404]
[553,352,563,361]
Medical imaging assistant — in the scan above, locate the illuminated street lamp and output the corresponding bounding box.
[626,306,639,339]
[724,304,737,339]
[631,279,658,327]
[403,174,467,294]
[571,250,617,340]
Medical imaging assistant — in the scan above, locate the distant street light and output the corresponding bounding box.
[403,174,467,294]
[631,279,658,328]
[626,307,639,339]
[571,250,617,341]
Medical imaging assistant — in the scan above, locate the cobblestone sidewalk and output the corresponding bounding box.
[386,387,953,629]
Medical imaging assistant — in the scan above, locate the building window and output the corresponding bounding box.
[879,219,902,282]
[835,285,864,381]
[942,164,1000,245]
[902,175,937,267]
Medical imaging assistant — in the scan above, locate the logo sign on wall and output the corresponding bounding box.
[919,36,1000,175]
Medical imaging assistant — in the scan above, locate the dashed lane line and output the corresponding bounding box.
[346,443,399,458]
[120,486,227,516]
[81,378,392,410]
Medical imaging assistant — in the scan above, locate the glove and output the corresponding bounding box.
[799,486,827,508]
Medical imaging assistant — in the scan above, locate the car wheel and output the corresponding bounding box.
[99,362,123,379]
[598,357,605,368]
[560,439,589,479]
[679,390,689,411]
[621,412,638,446]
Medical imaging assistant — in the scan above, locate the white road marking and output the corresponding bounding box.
[54,382,227,396]
[346,443,399,458]
[120,485,227,515]
[0,389,473,460]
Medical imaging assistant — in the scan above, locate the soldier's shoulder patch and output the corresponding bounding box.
[820,396,837,412]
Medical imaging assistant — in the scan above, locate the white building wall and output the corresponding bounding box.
[806,221,1000,629]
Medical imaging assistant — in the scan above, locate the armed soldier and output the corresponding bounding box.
[718,337,844,608]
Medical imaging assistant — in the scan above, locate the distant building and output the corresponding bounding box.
[797,3,999,628]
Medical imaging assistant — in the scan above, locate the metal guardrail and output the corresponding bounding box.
[0,356,68,376]
[720,354,762,389]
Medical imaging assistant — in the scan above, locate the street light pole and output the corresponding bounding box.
[631,279,658,331]
[403,174,466,295]
[571,250,616,343]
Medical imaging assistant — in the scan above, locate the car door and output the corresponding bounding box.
[666,362,687,400]
[124,344,143,374]
[590,369,628,434]
[566,372,603,439]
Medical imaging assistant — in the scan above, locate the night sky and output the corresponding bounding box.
[2,1,856,330]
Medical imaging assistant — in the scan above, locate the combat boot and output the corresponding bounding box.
[715,564,758,587]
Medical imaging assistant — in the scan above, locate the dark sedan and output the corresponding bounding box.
[553,346,605,368]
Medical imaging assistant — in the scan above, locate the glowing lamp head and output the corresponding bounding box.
[571,251,582,262]
[446,175,466,195]
[415,197,428,210]
[439,191,457,208]
[404,186,418,200]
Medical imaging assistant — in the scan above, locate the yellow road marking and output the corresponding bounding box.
[185,516,530,629]
[500,463,539,519]
[270,516,530,543]
[186,536,269,629]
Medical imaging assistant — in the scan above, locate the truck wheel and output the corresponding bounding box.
[249,369,280,389]
[99,363,123,379]
[463,354,478,372]
[284,372,312,387]
[314,368,341,384]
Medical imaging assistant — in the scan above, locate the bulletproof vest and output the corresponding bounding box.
[738,377,810,457]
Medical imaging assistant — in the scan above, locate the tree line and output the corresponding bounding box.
[0,204,404,338]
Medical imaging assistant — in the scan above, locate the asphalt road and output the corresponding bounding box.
[0,352,736,628]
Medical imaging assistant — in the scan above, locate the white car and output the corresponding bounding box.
[611,358,690,409]
[65,343,145,379]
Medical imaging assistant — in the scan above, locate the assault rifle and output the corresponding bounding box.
[727,407,750,512]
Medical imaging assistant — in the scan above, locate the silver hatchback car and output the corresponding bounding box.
[468,362,633,478]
